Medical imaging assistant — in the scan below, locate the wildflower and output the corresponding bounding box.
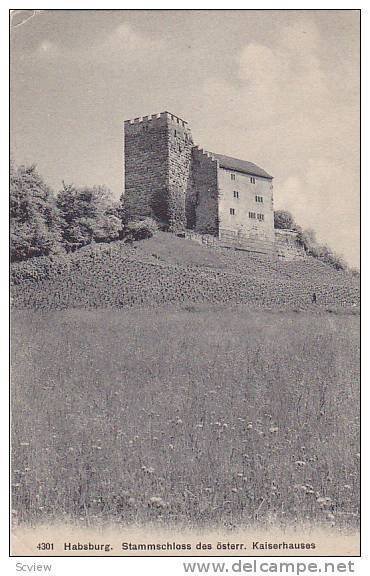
[295,460,306,467]
[176,418,183,425]
[20,442,29,447]
[269,426,279,433]
[149,496,166,508]
[246,423,253,430]
[317,497,332,507]
[231,488,238,493]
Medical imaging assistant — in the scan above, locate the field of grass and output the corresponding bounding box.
[11,306,360,530]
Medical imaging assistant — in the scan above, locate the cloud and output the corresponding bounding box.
[35,40,59,58]
[33,22,165,66]
[198,18,359,265]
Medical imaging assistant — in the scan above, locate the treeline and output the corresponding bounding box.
[10,162,354,273]
[10,162,159,263]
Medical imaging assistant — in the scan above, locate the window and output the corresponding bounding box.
[230,208,236,215]
[248,212,256,219]
[233,191,239,198]
[174,129,177,137]
[255,195,263,203]
[231,174,236,181]
[250,177,256,184]
[257,213,265,221]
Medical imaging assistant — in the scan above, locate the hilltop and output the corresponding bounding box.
[11,232,359,311]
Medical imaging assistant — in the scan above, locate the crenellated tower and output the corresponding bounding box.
[123,111,193,231]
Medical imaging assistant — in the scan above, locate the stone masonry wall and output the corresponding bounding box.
[124,113,168,223]
[124,112,193,231]
[275,229,306,260]
[190,148,219,235]
[167,114,194,231]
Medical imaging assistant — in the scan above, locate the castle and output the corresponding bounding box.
[123,111,302,258]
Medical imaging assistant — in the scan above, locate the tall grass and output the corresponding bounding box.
[11,307,360,529]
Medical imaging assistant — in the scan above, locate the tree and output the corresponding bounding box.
[10,163,61,262]
[274,210,296,230]
[56,184,122,251]
[296,228,317,252]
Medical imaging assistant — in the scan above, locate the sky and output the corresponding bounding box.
[10,9,360,267]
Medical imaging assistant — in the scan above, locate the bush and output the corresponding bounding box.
[296,229,348,271]
[274,210,296,230]
[124,217,159,242]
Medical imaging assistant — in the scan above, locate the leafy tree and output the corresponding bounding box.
[10,163,61,262]
[274,210,296,230]
[56,184,122,251]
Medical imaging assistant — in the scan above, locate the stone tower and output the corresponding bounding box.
[123,112,193,231]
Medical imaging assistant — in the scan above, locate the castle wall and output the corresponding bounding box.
[190,148,219,235]
[167,114,194,230]
[217,168,274,242]
[124,112,193,231]
[275,229,306,260]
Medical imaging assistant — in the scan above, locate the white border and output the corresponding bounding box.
[2,4,367,575]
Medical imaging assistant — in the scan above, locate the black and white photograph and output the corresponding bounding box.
[9,8,360,561]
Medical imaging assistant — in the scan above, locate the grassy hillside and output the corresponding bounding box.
[11,308,360,528]
[11,232,359,310]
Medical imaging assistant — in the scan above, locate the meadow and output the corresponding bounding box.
[11,306,360,530]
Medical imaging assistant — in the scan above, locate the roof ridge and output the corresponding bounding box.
[207,151,273,179]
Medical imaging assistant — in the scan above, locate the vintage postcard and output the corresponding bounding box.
[9,8,360,563]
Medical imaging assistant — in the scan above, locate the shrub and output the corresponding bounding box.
[274,210,296,230]
[124,217,159,242]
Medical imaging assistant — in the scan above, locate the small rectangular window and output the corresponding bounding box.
[255,195,264,203]
[250,177,256,184]
[257,213,265,221]
[248,212,256,219]
[233,191,239,198]
[230,208,235,215]
[231,174,236,181]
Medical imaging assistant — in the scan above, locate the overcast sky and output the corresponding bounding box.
[10,9,359,266]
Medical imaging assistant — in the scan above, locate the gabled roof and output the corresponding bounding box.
[209,152,273,180]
